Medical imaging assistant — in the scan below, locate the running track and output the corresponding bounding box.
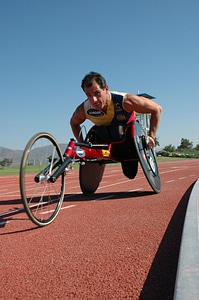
[0,159,199,299]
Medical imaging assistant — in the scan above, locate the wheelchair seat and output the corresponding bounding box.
[85,123,138,162]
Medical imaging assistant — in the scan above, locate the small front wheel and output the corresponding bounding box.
[20,132,65,226]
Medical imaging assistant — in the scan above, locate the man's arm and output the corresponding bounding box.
[123,93,162,148]
[70,102,86,142]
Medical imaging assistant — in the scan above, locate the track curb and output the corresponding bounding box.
[174,179,199,299]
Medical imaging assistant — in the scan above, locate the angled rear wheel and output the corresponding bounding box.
[134,122,161,193]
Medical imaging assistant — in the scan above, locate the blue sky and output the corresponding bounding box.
[1,0,199,150]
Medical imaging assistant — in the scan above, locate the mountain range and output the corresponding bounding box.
[0,144,67,166]
[0,146,23,166]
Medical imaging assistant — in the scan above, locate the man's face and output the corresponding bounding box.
[84,80,109,111]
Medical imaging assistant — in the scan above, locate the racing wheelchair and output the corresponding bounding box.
[20,109,161,227]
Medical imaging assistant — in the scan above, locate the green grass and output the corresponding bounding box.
[0,163,80,176]
[156,156,191,162]
[0,166,20,176]
[0,165,48,176]
[0,156,196,176]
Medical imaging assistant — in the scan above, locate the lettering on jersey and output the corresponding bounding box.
[87,109,104,117]
[115,102,122,112]
[117,114,127,121]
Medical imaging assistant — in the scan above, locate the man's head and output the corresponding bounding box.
[81,71,107,91]
[81,72,109,112]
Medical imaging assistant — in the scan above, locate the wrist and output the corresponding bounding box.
[148,135,156,141]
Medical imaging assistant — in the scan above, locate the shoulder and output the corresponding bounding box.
[110,91,127,105]
[122,93,141,112]
[83,98,91,109]
[110,91,133,113]
[76,101,86,112]
[111,91,127,97]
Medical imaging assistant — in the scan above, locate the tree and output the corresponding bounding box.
[163,144,175,152]
[0,158,13,167]
[195,144,199,151]
[177,138,193,150]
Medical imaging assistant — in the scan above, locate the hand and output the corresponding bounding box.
[146,136,155,149]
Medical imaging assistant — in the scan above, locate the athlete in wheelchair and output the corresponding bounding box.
[70,71,162,186]
[19,71,162,226]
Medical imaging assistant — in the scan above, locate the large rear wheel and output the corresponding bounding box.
[20,132,65,226]
[134,122,161,193]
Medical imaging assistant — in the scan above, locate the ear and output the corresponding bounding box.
[105,85,109,92]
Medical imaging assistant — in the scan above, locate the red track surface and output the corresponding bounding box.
[0,159,199,299]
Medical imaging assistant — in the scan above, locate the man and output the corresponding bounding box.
[70,71,162,179]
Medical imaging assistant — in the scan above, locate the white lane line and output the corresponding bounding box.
[97,180,129,190]
[129,188,143,192]
[92,195,113,201]
[179,177,186,180]
[39,205,76,215]
[64,192,82,198]
[67,185,82,190]
[160,169,182,175]
[92,188,143,201]
[0,191,21,196]
[0,204,77,220]
[165,180,175,183]
[97,176,146,190]
[171,167,181,168]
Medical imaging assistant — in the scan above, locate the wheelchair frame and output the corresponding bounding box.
[20,119,161,226]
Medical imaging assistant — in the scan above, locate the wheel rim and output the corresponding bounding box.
[134,122,161,193]
[20,133,65,226]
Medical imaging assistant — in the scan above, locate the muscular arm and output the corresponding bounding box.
[70,102,86,142]
[123,93,162,147]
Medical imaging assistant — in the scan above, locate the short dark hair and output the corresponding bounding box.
[81,71,107,91]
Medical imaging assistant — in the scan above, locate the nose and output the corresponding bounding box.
[90,96,98,104]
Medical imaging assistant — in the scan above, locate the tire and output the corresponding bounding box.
[20,132,65,226]
[134,122,161,193]
[79,162,105,195]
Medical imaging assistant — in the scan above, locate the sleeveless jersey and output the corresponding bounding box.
[84,91,135,126]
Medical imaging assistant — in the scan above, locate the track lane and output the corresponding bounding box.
[0,159,199,299]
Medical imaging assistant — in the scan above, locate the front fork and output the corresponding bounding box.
[34,139,76,183]
[49,139,76,182]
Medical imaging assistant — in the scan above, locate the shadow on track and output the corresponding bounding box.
[139,181,196,300]
[64,190,155,202]
[0,198,23,205]
[0,200,28,232]
[0,190,155,233]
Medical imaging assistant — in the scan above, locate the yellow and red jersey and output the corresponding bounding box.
[84,91,135,126]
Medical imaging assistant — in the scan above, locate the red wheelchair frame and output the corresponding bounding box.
[20,118,161,226]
